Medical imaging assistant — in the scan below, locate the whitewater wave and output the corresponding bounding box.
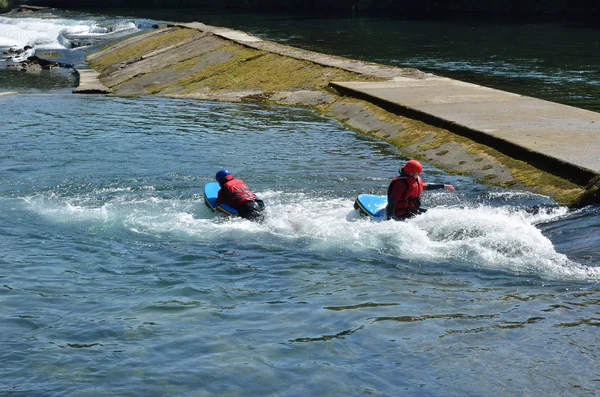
[0,14,143,62]
[19,188,600,284]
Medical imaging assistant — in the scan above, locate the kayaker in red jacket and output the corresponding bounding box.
[216,169,265,221]
[386,160,455,220]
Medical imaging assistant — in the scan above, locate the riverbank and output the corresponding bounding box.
[83,23,599,207]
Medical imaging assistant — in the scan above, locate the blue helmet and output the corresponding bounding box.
[215,169,232,184]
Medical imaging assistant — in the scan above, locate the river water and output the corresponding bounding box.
[1,9,599,397]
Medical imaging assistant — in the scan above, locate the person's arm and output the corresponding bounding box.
[216,187,227,204]
[424,183,455,193]
[385,201,395,220]
[386,179,406,219]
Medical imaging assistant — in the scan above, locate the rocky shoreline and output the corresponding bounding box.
[80,23,598,207]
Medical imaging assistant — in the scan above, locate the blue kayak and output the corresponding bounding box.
[354,194,427,219]
[354,194,387,219]
[204,182,239,216]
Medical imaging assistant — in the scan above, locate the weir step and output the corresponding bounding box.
[73,69,111,94]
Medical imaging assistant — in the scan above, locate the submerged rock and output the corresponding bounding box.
[7,55,61,71]
[12,5,50,13]
[2,45,34,62]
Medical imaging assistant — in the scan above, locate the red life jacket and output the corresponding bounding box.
[218,177,258,208]
[388,175,424,217]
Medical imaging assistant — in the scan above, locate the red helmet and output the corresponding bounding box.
[401,160,423,174]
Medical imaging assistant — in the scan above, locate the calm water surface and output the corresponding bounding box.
[1,93,599,396]
[1,10,600,397]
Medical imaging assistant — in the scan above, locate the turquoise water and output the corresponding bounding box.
[1,10,600,397]
[1,93,599,396]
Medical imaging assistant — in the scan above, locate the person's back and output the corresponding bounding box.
[386,160,455,220]
[215,169,265,220]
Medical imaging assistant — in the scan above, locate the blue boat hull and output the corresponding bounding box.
[204,182,239,216]
[354,194,428,220]
[354,194,387,219]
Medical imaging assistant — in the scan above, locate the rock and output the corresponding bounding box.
[25,63,43,72]
[26,55,59,69]
[5,54,62,71]
[2,45,34,62]
[14,5,49,13]
[271,90,335,106]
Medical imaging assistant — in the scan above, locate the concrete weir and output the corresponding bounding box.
[331,79,600,186]
[82,23,600,206]
[73,68,112,94]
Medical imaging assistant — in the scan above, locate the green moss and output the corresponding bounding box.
[37,52,62,59]
[89,28,198,72]
[577,183,599,207]
[241,92,275,103]
[181,48,380,93]
[436,149,449,156]
[119,37,383,97]
[482,165,493,170]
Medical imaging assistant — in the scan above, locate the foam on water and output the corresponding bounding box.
[21,188,599,284]
[0,14,140,61]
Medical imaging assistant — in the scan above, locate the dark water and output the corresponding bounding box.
[1,10,600,397]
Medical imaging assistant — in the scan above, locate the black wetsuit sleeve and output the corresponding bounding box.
[424,183,445,190]
[386,182,394,219]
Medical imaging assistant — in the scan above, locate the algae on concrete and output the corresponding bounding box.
[321,98,585,205]
[90,27,199,72]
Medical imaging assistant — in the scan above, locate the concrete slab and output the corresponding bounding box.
[332,79,600,183]
[100,33,223,88]
[87,27,179,65]
[73,69,111,94]
[179,22,264,43]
